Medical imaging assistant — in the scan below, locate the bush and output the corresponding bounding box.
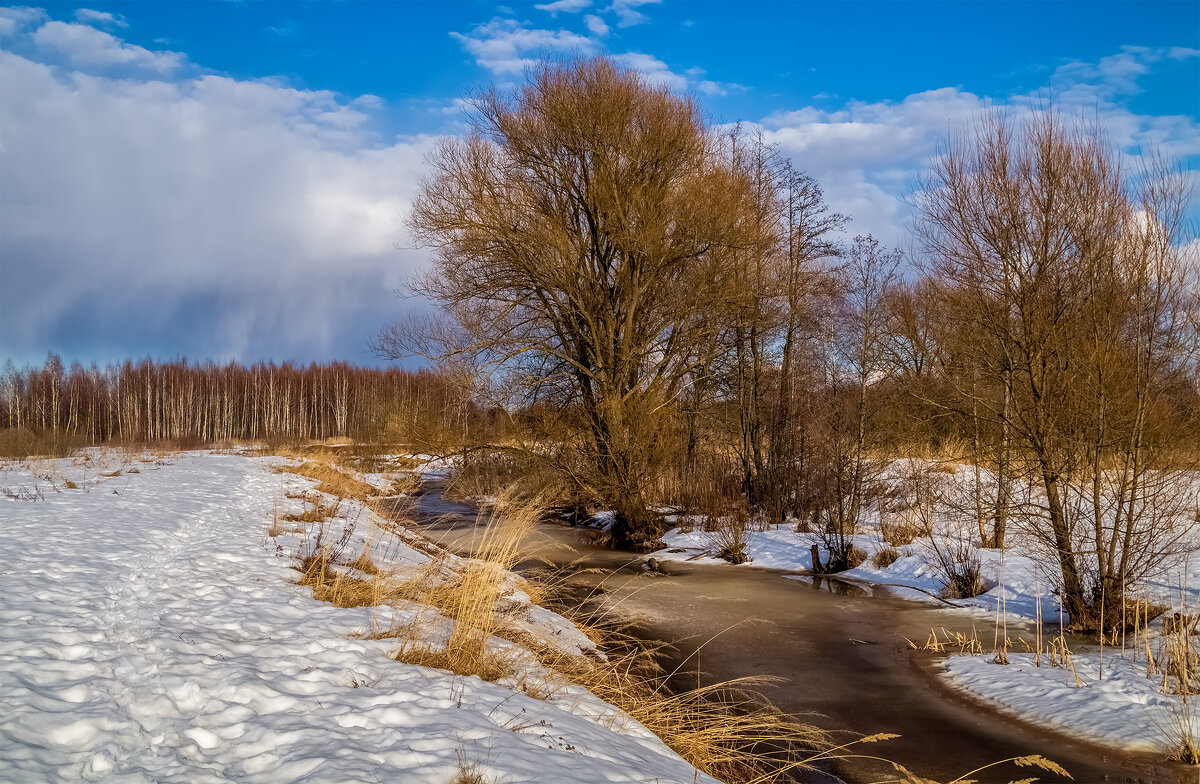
[0,427,79,460]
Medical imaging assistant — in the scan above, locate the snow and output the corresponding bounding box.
[944,651,1185,754]
[0,450,718,783]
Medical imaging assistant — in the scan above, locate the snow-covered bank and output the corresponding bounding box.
[944,652,1182,755]
[644,460,1200,761]
[0,450,718,783]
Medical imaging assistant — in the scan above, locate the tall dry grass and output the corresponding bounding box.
[368,490,547,683]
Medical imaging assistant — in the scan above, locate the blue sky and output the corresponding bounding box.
[2,1,1198,368]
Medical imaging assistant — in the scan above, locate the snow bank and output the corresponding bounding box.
[652,460,1200,624]
[944,651,1186,755]
[0,451,718,783]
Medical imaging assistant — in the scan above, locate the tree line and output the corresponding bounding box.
[377,57,1200,632]
[1,357,475,453]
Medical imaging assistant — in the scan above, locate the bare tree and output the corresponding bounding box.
[383,57,758,549]
[813,235,901,571]
[708,132,846,523]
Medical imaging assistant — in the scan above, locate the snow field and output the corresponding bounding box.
[0,450,720,783]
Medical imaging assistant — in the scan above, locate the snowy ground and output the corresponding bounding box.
[0,449,718,783]
[647,459,1200,760]
[944,652,1184,755]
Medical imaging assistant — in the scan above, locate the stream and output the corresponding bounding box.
[382,484,1188,784]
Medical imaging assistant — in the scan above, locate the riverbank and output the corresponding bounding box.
[638,461,1200,768]
[405,483,1186,783]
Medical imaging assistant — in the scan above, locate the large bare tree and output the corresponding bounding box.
[383,57,757,548]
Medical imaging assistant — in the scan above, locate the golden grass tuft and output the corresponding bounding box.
[905,627,985,655]
[344,542,380,575]
[296,549,392,608]
[277,457,381,500]
[376,491,548,684]
[872,545,901,568]
[946,754,1072,783]
[1161,619,1200,696]
[448,751,493,784]
[880,515,924,546]
[387,619,519,684]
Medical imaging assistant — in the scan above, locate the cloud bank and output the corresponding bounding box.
[754,47,1200,249]
[1,16,432,366]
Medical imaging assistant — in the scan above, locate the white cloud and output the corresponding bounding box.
[32,20,184,72]
[753,50,1200,248]
[0,48,434,363]
[440,96,473,115]
[613,52,686,91]
[1048,45,1200,104]
[0,6,47,37]
[1167,47,1200,60]
[450,17,595,75]
[613,52,737,97]
[75,9,128,28]
[265,20,299,38]
[535,0,592,14]
[607,0,660,27]
[584,14,609,36]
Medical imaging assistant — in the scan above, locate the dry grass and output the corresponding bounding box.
[386,472,422,496]
[1161,620,1200,696]
[907,626,985,655]
[373,491,548,683]
[511,598,834,784]
[944,754,1071,783]
[1161,695,1200,764]
[880,514,924,546]
[563,653,828,783]
[281,494,342,523]
[448,752,493,784]
[277,457,381,500]
[872,545,901,568]
[344,542,380,575]
[701,493,751,565]
[387,622,520,684]
[296,549,389,608]
[0,427,80,459]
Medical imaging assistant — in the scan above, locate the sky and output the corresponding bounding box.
[1,1,1198,369]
